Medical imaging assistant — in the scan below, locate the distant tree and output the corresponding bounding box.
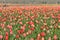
[42,1,47,4]
[57,1,60,4]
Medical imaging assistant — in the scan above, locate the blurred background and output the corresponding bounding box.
[0,0,60,4]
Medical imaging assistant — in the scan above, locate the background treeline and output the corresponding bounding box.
[0,0,60,4]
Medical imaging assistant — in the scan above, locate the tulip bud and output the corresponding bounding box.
[41,37,44,40]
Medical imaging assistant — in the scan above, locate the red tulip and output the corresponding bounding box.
[0,35,3,39]
[53,34,58,40]
[51,14,55,18]
[28,26,30,28]
[6,32,8,36]
[58,19,60,22]
[30,27,35,31]
[18,10,22,15]
[0,8,2,12]
[2,18,7,22]
[21,27,25,30]
[0,23,5,28]
[5,32,8,40]
[30,16,34,20]
[5,36,8,40]
[7,25,12,29]
[37,36,41,40]
[28,21,34,25]
[30,38,34,40]
[40,32,46,37]
[37,34,41,40]
[57,14,60,19]
[17,29,24,34]
[10,29,13,34]
[23,33,27,37]
[16,34,19,38]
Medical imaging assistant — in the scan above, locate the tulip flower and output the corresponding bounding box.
[17,29,24,34]
[0,35,3,39]
[36,34,41,40]
[10,29,13,34]
[28,21,34,25]
[40,32,46,37]
[53,34,58,40]
[16,34,19,38]
[2,18,7,22]
[0,5,60,40]
[41,37,45,40]
[23,33,27,37]
[30,27,35,31]
[0,23,5,28]
[5,32,9,40]
[30,38,34,40]
[7,25,12,29]
[19,22,23,25]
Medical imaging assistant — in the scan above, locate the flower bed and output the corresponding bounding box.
[0,6,60,40]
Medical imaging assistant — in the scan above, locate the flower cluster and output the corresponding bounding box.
[0,6,60,40]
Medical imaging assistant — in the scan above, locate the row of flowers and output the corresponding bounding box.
[0,6,60,40]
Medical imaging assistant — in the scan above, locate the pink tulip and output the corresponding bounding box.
[1,23,5,28]
[28,30,32,34]
[0,35,3,39]
[7,25,12,29]
[16,34,19,38]
[30,38,34,40]
[23,33,27,37]
[37,36,41,40]
[53,34,58,40]
[41,37,45,40]
[37,34,41,40]
[19,22,23,25]
[10,29,13,34]
[28,21,34,25]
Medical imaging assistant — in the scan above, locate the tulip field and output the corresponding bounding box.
[0,5,60,40]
